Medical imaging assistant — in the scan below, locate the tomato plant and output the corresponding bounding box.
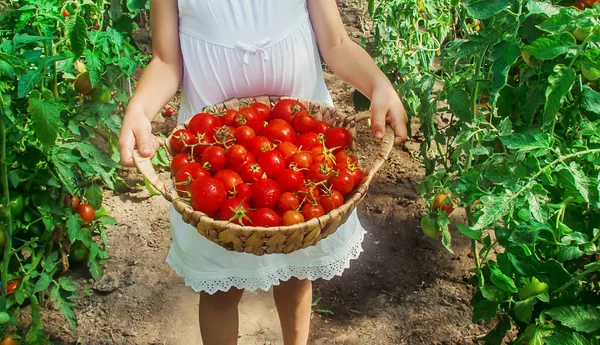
[0,0,148,341]
[370,0,600,343]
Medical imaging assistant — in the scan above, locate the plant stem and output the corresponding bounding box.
[0,92,12,307]
[466,52,486,171]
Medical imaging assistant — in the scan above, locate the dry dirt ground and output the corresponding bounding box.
[40,1,491,344]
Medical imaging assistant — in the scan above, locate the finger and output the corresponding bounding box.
[118,130,136,167]
[370,103,388,140]
[388,106,408,145]
[133,126,156,158]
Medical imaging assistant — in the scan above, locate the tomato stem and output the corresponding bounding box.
[0,91,13,306]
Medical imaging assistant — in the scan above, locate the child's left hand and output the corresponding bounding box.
[369,80,409,145]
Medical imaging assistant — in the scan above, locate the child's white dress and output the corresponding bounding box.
[166,0,367,294]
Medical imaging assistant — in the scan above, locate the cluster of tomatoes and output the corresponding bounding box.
[168,99,362,227]
[574,0,599,9]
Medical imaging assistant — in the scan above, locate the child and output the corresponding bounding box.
[118,0,408,344]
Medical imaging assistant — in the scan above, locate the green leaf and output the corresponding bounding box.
[84,49,102,87]
[490,40,521,92]
[143,177,161,196]
[25,295,46,344]
[471,291,500,322]
[480,284,508,302]
[543,65,576,129]
[538,9,578,33]
[38,55,68,70]
[526,1,560,17]
[545,305,600,333]
[33,272,52,293]
[499,132,550,151]
[67,213,83,243]
[98,215,117,225]
[439,215,454,254]
[18,70,40,98]
[463,0,509,19]
[526,33,576,60]
[471,193,516,230]
[489,261,518,293]
[0,60,15,79]
[517,324,554,345]
[50,285,77,331]
[41,251,59,272]
[515,297,537,323]
[127,0,147,11]
[581,85,600,117]
[545,332,590,345]
[84,184,103,210]
[480,317,511,345]
[456,224,483,241]
[556,161,590,203]
[28,97,61,146]
[509,222,552,245]
[68,15,89,58]
[526,192,546,223]
[448,88,471,122]
[58,277,77,292]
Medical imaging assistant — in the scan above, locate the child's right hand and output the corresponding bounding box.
[118,104,160,167]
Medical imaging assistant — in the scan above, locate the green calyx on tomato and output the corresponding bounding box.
[421,214,442,238]
[90,84,111,103]
[0,312,9,325]
[517,277,549,300]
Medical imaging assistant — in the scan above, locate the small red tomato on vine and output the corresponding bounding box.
[6,280,18,294]
[76,203,96,223]
[432,193,456,214]
[61,8,70,17]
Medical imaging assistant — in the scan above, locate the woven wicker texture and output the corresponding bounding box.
[134,95,394,255]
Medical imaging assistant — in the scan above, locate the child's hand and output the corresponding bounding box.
[118,105,160,167]
[370,80,409,145]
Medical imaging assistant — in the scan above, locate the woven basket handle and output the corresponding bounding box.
[132,137,175,202]
[343,111,395,181]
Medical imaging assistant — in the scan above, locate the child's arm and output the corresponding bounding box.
[307,0,408,144]
[118,0,183,167]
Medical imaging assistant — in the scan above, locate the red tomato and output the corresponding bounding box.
[188,113,223,138]
[251,179,281,209]
[249,136,274,157]
[335,149,358,167]
[222,109,238,126]
[234,126,256,148]
[298,184,321,204]
[340,164,362,186]
[189,177,227,216]
[233,107,263,134]
[277,141,299,160]
[164,107,175,118]
[201,146,227,173]
[276,169,305,193]
[214,169,243,194]
[328,171,355,196]
[302,203,324,221]
[190,133,214,161]
[287,151,313,170]
[257,149,286,179]
[291,110,317,133]
[433,193,456,214]
[76,203,95,223]
[227,150,255,172]
[231,183,252,201]
[239,162,265,183]
[226,144,248,167]
[295,132,322,151]
[213,125,236,147]
[282,210,305,226]
[321,190,344,213]
[306,162,332,183]
[218,198,251,225]
[170,129,196,153]
[6,280,18,294]
[314,120,331,134]
[262,119,297,144]
[61,8,70,17]
[175,162,210,196]
[170,153,193,176]
[251,208,281,227]
[311,146,335,168]
[251,102,272,122]
[278,192,300,211]
[272,99,306,123]
[324,127,353,153]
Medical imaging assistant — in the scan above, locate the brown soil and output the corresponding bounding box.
[40,1,489,344]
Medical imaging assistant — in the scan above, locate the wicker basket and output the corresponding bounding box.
[133,95,394,256]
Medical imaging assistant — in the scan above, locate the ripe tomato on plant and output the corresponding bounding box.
[71,194,80,211]
[234,125,256,148]
[170,129,196,153]
[0,334,17,345]
[218,198,252,225]
[189,177,227,216]
[287,151,313,170]
[302,202,324,221]
[272,99,306,123]
[257,149,286,179]
[251,178,281,209]
[291,110,317,133]
[76,203,95,224]
[61,8,70,17]
[188,113,223,138]
[276,169,306,193]
[250,208,281,227]
[295,132,322,150]
[6,280,18,294]
[171,153,193,176]
[324,127,353,153]
[214,169,243,194]
[239,162,264,183]
[251,102,272,122]
[277,192,300,211]
[282,210,305,226]
[201,146,227,173]
[432,193,456,214]
[262,119,297,144]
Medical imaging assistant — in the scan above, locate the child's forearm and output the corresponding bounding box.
[127,57,182,120]
[321,39,391,100]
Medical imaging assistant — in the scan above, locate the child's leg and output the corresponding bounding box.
[199,288,244,345]
[273,278,312,345]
